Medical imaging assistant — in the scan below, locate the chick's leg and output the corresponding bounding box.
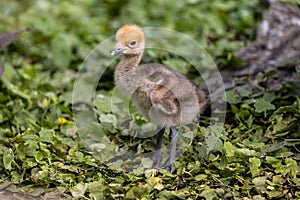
[168,127,178,171]
[153,127,165,168]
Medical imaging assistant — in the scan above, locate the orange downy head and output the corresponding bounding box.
[111,24,145,56]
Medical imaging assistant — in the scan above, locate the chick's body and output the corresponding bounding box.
[111,24,205,169]
[115,60,203,127]
[112,25,204,128]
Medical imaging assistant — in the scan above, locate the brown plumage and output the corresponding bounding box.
[111,24,205,170]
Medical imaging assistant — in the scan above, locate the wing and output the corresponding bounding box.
[149,84,179,115]
[142,68,180,115]
[135,63,200,117]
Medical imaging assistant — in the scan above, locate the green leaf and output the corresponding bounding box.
[99,114,117,126]
[224,89,241,104]
[263,70,277,78]
[236,86,252,97]
[266,190,283,198]
[194,174,208,181]
[224,142,236,157]
[205,134,223,151]
[284,158,298,181]
[227,53,244,68]
[219,153,228,168]
[39,129,54,143]
[249,157,261,177]
[23,134,39,140]
[266,156,282,168]
[273,105,300,116]
[125,183,148,199]
[70,183,87,198]
[262,141,286,154]
[34,152,47,164]
[11,171,22,184]
[1,63,17,82]
[254,98,275,113]
[252,176,267,186]
[141,157,153,169]
[235,148,257,156]
[263,92,275,102]
[2,80,30,100]
[89,143,106,152]
[200,188,217,200]
[3,148,14,170]
[146,177,163,190]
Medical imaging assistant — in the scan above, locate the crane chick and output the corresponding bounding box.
[111,24,205,171]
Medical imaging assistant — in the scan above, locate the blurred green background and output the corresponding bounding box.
[0,0,262,71]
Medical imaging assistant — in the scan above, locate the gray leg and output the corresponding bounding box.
[153,127,165,168]
[168,127,178,171]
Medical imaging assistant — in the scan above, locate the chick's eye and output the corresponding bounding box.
[129,41,137,46]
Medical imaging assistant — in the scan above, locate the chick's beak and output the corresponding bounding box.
[111,43,126,56]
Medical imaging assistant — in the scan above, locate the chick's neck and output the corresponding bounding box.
[117,52,143,73]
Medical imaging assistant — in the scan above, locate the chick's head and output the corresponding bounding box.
[111,24,145,56]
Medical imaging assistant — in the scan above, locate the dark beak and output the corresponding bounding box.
[111,43,125,56]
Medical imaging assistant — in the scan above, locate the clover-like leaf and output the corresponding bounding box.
[254,98,275,113]
[236,86,252,97]
[225,89,241,104]
[205,134,223,151]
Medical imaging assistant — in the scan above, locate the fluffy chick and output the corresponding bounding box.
[111,24,205,170]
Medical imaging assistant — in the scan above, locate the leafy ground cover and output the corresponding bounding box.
[0,0,299,199]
